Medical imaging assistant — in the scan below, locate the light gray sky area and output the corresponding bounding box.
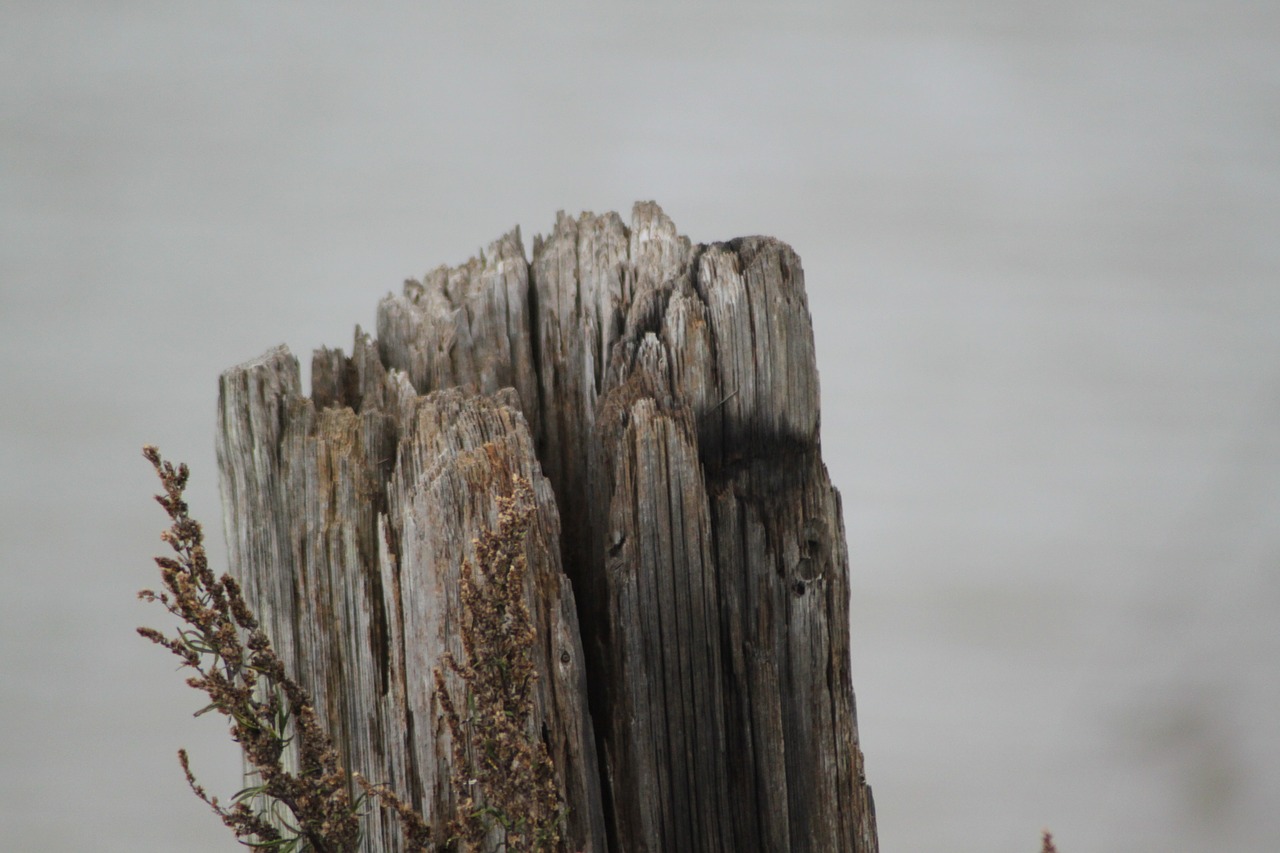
[3,3,1278,851]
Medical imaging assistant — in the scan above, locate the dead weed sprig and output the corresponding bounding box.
[137,445,429,852]
[435,475,565,851]
[139,447,565,852]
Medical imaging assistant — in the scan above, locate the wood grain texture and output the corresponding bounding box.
[217,352,603,852]
[216,202,876,852]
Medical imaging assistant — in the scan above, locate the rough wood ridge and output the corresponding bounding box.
[216,202,877,852]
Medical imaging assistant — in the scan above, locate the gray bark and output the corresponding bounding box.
[216,202,877,852]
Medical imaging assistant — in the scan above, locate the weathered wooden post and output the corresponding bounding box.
[216,202,877,852]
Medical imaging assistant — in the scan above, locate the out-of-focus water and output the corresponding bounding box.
[3,4,1277,850]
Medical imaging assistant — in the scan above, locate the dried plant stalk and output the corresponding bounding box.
[139,447,571,852]
[138,446,430,852]
[436,475,565,851]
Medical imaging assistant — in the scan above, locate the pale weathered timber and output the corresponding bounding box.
[216,202,877,853]
[217,349,604,852]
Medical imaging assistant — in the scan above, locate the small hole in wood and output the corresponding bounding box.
[792,579,806,596]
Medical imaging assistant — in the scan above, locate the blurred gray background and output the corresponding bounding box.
[3,3,1277,851]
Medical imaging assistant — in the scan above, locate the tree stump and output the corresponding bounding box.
[216,202,877,852]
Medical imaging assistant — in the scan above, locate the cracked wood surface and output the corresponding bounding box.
[217,202,877,852]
